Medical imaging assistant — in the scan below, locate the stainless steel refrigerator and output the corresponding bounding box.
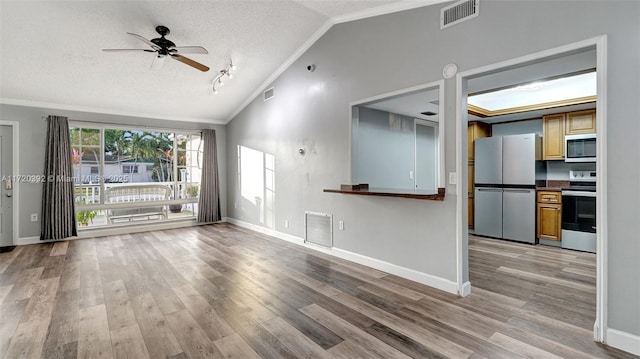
[474,134,545,243]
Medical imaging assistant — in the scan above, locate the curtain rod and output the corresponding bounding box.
[41,116,204,134]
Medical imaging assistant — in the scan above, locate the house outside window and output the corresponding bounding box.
[122,165,138,174]
[70,125,204,229]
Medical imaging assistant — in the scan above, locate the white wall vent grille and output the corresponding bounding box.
[264,87,275,101]
[441,0,479,29]
[304,211,333,248]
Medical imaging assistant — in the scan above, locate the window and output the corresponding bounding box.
[122,165,138,174]
[70,126,204,229]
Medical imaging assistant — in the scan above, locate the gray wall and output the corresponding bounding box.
[0,104,227,239]
[353,107,415,189]
[491,119,542,137]
[226,1,640,337]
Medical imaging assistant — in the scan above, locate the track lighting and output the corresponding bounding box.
[211,60,236,95]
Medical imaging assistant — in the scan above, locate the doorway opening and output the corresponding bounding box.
[456,36,607,343]
[0,121,19,251]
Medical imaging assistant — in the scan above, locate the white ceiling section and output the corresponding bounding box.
[0,0,446,125]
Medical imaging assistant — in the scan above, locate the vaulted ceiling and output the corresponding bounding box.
[0,1,447,125]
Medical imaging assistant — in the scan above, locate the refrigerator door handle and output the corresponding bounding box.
[477,188,502,191]
[503,189,534,193]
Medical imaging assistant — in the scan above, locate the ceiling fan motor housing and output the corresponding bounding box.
[151,25,176,54]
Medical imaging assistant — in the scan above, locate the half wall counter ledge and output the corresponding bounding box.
[324,184,445,201]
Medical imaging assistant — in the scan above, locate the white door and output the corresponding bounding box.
[0,125,14,247]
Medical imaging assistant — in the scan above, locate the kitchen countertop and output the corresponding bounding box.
[536,187,563,192]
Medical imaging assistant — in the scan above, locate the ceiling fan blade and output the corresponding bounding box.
[170,54,209,72]
[170,46,209,54]
[150,55,166,71]
[126,32,161,50]
[102,49,154,52]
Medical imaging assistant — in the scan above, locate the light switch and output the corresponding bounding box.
[449,172,457,185]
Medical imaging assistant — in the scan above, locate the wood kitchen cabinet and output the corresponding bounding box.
[468,121,490,229]
[468,122,491,161]
[566,109,596,135]
[543,109,596,160]
[542,113,566,160]
[537,191,562,241]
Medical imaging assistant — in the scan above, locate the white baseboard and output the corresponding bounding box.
[460,281,472,297]
[607,328,640,356]
[225,217,459,295]
[17,236,43,245]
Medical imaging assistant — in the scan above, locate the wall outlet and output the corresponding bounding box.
[449,172,457,185]
[338,221,344,231]
[284,220,289,229]
[30,213,38,222]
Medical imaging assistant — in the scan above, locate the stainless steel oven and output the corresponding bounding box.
[561,171,596,253]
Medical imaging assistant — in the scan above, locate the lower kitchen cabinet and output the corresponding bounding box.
[537,191,562,241]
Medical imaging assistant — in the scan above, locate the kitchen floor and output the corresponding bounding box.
[0,226,635,358]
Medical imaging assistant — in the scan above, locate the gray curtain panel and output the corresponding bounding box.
[197,129,221,223]
[41,116,78,240]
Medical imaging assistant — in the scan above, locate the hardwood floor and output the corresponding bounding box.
[0,224,636,359]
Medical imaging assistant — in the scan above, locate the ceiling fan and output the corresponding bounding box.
[102,25,210,72]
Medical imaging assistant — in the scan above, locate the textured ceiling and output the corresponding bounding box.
[0,0,438,125]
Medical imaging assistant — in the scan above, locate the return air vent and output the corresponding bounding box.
[305,211,333,248]
[264,87,275,101]
[441,0,479,29]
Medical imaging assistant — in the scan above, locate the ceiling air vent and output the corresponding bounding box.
[264,87,275,101]
[441,0,479,29]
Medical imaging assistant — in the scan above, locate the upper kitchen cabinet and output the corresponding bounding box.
[543,108,596,160]
[543,113,566,160]
[566,109,596,134]
[468,121,491,161]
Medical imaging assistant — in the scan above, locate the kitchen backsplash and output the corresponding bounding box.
[546,161,596,180]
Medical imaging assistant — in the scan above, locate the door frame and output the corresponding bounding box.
[0,120,20,246]
[414,118,439,192]
[454,35,608,342]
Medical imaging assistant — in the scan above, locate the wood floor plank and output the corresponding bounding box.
[261,316,333,359]
[20,276,60,323]
[110,324,151,359]
[0,298,29,358]
[0,246,23,274]
[211,296,299,359]
[129,293,183,359]
[0,284,13,306]
[300,303,410,359]
[3,317,50,359]
[50,241,69,257]
[5,266,44,301]
[332,292,474,358]
[214,333,261,359]
[165,309,224,359]
[43,288,80,352]
[488,332,563,359]
[172,284,235,341]
[103,279,137,331]
[497,266,595,293]
[78,304,114,359]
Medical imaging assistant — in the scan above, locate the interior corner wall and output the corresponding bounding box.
[225,0,640,340]
[0,103,227,239]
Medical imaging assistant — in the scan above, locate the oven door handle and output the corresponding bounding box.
[561,190,597,197]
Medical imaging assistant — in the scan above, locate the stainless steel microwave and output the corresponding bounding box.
[565,134,596,162]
